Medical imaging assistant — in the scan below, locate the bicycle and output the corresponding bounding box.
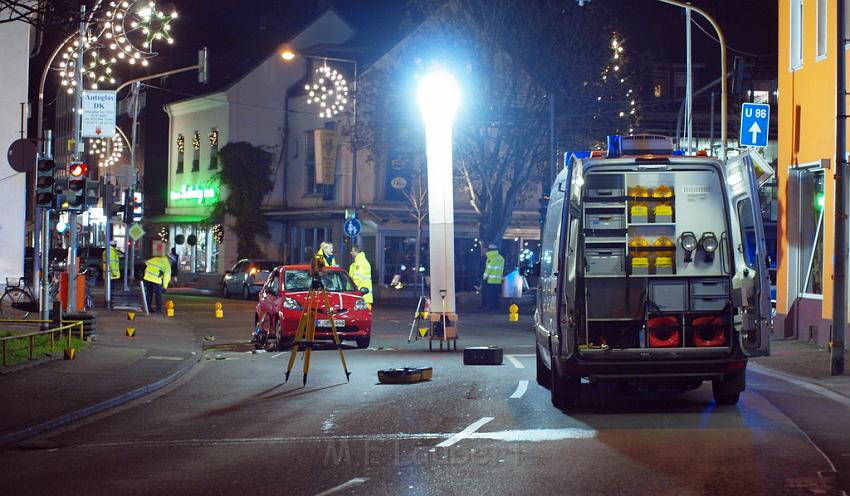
[0,269,61,320]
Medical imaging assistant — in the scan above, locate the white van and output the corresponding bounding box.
[535,135,771,408]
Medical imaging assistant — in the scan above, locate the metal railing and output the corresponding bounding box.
[0,320,84,367]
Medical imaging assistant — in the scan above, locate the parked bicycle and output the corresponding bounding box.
[0,269,62,320]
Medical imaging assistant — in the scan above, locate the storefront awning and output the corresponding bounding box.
[146,214,210,224]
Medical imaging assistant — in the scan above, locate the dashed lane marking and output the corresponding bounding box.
[509,380,529,399]
[436,417,494,448]
[147,356,184,361]
[314,477,369,496]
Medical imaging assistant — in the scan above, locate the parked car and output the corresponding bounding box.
[254,265,372,350]
[222,259,280,300]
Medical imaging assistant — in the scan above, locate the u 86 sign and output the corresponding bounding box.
[739,103,770,148]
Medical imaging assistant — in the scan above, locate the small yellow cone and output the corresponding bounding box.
[509,313,519,322]
[418,327,428,337]
[127,311,135,321]
[509,304,519,314]
[166,300,175,318]
[126,327,136,337]
[214,301,223,318]
[64,348,76,360]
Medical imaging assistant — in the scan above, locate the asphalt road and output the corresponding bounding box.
[2,295,848,495]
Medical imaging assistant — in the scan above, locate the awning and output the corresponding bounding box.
[146,214,210,224]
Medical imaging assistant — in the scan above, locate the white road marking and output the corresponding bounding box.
[322,412,337,433]
[509,380,529,399]
[470,428,596,442]
[314,478,369,496]
[147,356,184,361]
[505,355,525,368]
[272,352,285,359]
[436,417,494,448]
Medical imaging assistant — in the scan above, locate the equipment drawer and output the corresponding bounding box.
[584,213,625,230]
[586,248,625,276]
[690,279,729,297]
[690,296,728,312]
[586,188,624,198]
[648,280,687,312]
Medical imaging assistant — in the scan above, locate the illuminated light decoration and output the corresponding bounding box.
[170,183,219,204]
[592,31,640,139]
[158,226,168,242]
[88,127,126,167]
[177,134,185,153]
[53,1,178,90]
[305,62,349,119]
[209,128,218,146]
[212,224,223,244]
[192,131,201,150]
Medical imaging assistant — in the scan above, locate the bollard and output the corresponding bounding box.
[214,301,223,319]
[64,348,77,360]
[166,300,174,318]
[126,327,136,337]
[127,311,135,321]
[508,303,519,322]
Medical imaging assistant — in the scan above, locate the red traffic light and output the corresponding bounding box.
[69,162,88,177]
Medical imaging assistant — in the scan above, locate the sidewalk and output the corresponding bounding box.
[0,308,201,446]
[751,338,850,399]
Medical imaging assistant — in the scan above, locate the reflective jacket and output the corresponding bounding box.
[349,252,373,304]
[317,247,336,267]
[143,256,172,289]
[482,250,505,284]
[101,246,121,280]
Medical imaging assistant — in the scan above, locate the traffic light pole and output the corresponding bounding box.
[66,4,86,313]
[38,131,54,328]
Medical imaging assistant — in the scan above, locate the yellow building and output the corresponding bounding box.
[777,1,847,344]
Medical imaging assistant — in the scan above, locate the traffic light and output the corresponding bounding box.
[35,157,56,208]
[68,162,88,212]
[132,191,143,222]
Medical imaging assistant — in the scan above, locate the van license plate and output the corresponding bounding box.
[317,319,345,327]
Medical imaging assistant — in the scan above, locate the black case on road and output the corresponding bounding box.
[463,346,503,365]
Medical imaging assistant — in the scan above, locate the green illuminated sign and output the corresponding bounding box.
[170,183,219,204]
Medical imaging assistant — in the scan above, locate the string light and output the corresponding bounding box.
[192,131,201,150]
[177,134,185,153]
[593,32,640,136]
[87,127,125,167]
[209,128,218,146]
[305,62,349,119]
[212,224,223,244]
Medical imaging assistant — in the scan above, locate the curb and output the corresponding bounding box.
[0,356,199,447]
[748,362,850,408]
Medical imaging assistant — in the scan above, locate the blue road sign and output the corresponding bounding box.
[740,103,770,147]
[343,218,362,237]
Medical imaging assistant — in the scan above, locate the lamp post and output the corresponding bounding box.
[417,70,461,324]
[281,50,359,260]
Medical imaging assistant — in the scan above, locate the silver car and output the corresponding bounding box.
[222,259,279,300]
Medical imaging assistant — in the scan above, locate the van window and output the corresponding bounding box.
[540,199,563,278]
[737,199,756,269]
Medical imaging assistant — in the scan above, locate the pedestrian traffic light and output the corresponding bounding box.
[68,162,88,212]
[36,157,56,208]
[132,191,143,221]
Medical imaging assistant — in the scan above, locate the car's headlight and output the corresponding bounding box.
[354,298,369,311]
[283,297,302,310]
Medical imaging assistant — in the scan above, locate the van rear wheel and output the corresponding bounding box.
[536,346,551,388]
[550,357,580,409]
[712,372,744,405]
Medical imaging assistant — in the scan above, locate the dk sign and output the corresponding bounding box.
[81,90,117,138]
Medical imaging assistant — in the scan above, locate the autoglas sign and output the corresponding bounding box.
[170,184,218,204]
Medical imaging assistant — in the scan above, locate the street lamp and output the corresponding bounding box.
[281,49,359,242]
[417,70,461,324]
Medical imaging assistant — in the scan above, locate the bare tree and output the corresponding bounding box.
[402,162,428,289]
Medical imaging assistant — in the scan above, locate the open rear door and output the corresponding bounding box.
[555,156,583,359]
[725,152,772,356]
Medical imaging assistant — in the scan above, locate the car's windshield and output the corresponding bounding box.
[284,270,357,292]
[252,261,279,271]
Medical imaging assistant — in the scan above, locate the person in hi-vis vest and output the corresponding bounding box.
[101,240,121,292]
[143,253,171,314]
[482,244,505,310]
[349,245,373,309]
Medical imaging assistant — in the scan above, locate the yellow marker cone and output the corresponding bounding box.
[64,348,76,360]
[419,327,428,337]
[126,327,136,337]
[214,301,223,318]
[508,303,519,322]
[166,300,175,318]
[127,311,135,321]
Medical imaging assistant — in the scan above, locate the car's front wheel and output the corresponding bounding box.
[356,336,371,349]
[222,284,230,299]
[274,319,294,351]
[242,285,251,300]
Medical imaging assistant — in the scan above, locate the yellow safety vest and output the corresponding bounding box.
[349,252,373,304]
[143,256,172,289]
[102,246,121,280]
[482,250,505,284]
[317,248,336,267]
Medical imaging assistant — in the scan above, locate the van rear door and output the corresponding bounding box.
[725,152,771,356]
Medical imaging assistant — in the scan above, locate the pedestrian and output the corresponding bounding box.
[482,243,505,311]
[143,252,172,314]
[168,247,179,285]
[317,241,337,267]
[349,245,373,309]
[101,240,121,291]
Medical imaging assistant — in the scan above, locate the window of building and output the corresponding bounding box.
[817,0,827,58]
[799,169,824,295]
[209,128,219,170]
[176,134,185,174]
[790,0,803,70]
[191,131,201,172]
[651,72,668,98]
[752,90,770,104]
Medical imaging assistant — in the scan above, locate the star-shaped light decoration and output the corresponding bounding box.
[304,63,349,119]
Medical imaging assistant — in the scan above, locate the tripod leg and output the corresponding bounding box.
[285,292,311,383]
[407,296,424,343]
[303,289,320,385]
[321,289,351,382]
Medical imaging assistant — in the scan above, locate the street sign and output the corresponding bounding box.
[343,218,362,237]
[81,90,117,138]
[739,103,770,147]
[128,222,145,241]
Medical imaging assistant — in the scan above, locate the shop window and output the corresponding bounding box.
[799,169,824,295]
[176,134,185,174]
[209,128,219,170]
[383,236,429,285]
[192,131,201,172]
[790,0,803,69]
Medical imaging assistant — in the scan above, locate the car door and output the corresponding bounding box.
[226,261,244,293]
[258,268,280,332]
[725,152,771,356]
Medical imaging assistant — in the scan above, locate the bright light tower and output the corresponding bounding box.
[417,70,461,330]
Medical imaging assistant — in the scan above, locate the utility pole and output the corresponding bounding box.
[832,0,847,375]
[67,4,86,313]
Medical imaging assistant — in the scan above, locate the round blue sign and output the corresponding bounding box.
[343,218,362,237]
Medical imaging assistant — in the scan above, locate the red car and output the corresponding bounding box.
[254,265,372,350]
